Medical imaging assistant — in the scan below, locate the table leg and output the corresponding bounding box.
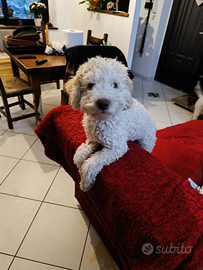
[29,74,43,125]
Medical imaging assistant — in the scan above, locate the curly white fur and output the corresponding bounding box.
[192,81,203,120]
[65,56,156,191]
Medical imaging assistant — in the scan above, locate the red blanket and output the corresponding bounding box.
[35,105,203,270]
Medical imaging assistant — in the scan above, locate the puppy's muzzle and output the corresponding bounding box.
[96,99,110,111]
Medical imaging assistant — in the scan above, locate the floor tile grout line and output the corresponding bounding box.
[0,252,13,256]
[0,158,60,190]
[161,83,193,125]
[0,191,83,211]
[9,256,73,270]
[0,154,19,160]
[43,200,83,211]
[0,158,21,186]
[0,153,60,169]
[42,102,61,106]
[7,130,37,137]
[19,136,38,159]
[41,166,61,203]
[0,252,14,258]
[4,127,59,167]
[7,201,44,270]
[0,128,8,136]
[1,129,37,137]
[39,166,85,210]
[78,222,91,270]
[0,192,42,203]
[20,157,60,167]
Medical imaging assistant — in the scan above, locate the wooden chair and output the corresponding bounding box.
[37,20,48,44]
[86,29,108,46]
[0,77,35,129]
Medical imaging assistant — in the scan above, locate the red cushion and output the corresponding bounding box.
[152,138,203,186]
[156,120,203,150]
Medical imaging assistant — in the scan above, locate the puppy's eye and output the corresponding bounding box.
[113,82,118,88]
[88,83,95,89]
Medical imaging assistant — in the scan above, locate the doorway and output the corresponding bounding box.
[155,0,203,93]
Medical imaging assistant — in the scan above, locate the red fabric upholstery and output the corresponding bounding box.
[154,121,203,187]
[152,137,203,186]
[35,105,203,270]
[156,120,203,150]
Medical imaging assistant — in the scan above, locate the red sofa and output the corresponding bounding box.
[35,105,203,270]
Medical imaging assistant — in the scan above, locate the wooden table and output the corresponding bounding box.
[3,48,66,124]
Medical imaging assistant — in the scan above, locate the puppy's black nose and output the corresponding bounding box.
[97,99,110,111]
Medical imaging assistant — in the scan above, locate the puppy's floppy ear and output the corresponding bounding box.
[65,76,81,110]
[125,76,133,94]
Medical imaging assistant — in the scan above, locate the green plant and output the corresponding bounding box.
[79,0,115,12]
[28,1,47,18]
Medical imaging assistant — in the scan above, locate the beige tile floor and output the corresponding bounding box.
[0,78,193,270]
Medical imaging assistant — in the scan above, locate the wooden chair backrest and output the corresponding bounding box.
[86,29,108,46]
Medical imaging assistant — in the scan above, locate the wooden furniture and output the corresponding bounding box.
[18,20,59,89]
[86,29,108,45]
[3,47,66,125]
[37,21,60,88]
[87,8,129,17]
[0,77,35,129]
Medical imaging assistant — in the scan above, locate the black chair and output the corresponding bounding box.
[61,45,134,105]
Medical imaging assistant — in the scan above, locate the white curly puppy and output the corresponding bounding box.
[65,56,156,191]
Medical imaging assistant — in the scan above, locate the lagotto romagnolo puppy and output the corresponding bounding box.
[65,56,156,191]
[192,80,203,120]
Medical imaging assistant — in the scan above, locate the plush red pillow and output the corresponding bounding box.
[152,137,203,186]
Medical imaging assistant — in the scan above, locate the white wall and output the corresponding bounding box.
[48,0,174,79]
[131,0,173,80]
[48,0,142,68]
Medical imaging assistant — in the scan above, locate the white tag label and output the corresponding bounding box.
[188,178,198,189]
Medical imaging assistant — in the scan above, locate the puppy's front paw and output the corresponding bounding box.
[79,160,97,191]
[73,143,88,169]
[79,178,94,192]
[73,151,84,169]
[74,142,97,169]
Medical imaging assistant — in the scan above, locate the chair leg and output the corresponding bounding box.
[7,116,13,129]
[18,95,26,110]
[0,99,14,129]
[0,79,13,129]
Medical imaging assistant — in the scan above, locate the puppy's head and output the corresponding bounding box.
[65,56,133,120]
